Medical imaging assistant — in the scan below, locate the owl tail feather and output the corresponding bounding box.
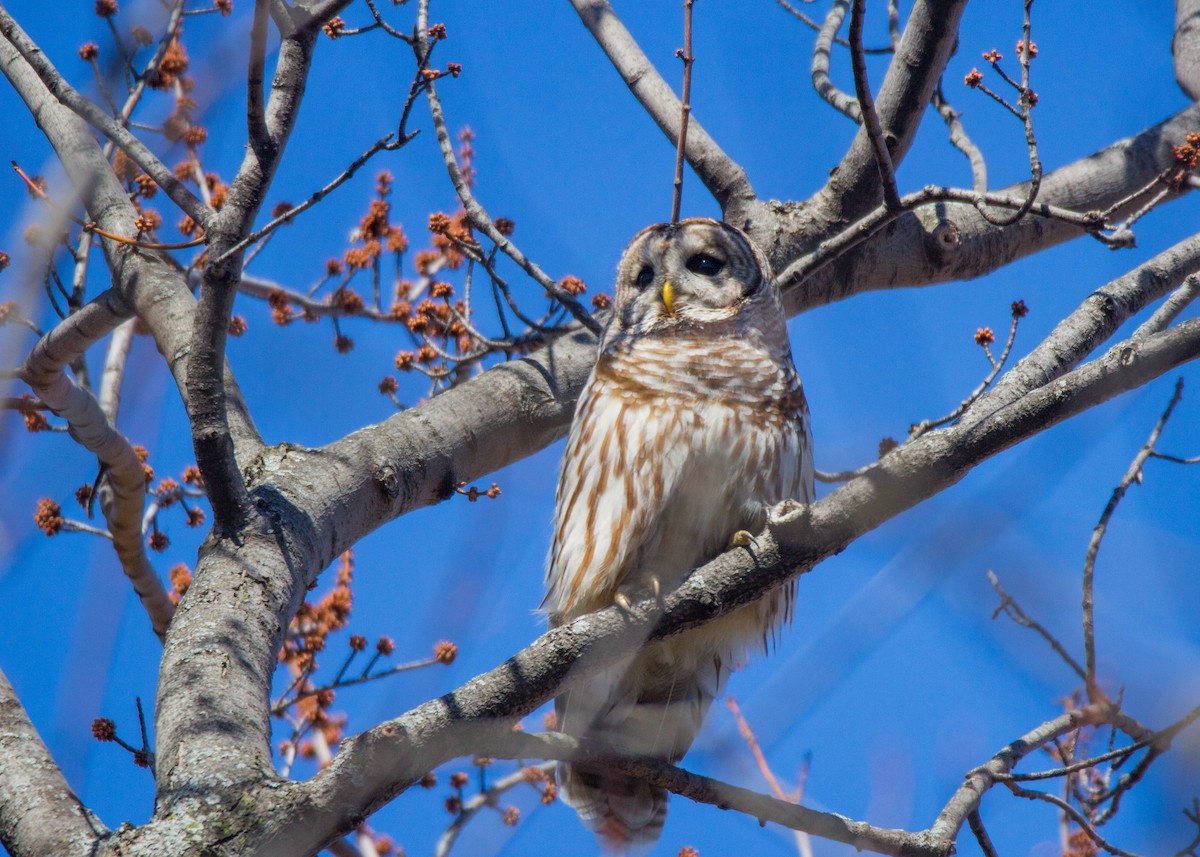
[555,647,725,853]
[557,763,666,854]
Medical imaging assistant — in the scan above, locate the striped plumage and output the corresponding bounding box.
[544,219,814,852]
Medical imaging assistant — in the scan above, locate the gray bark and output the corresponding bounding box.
[1177,0,1200,99]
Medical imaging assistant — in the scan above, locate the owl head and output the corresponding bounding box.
[603,218,783,349]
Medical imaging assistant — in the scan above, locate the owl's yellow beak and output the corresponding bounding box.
[661,280,675,315]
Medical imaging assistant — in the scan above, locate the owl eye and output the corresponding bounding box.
[686,254,724,277]
[635,266,654,288]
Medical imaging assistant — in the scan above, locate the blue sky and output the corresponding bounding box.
[1,1,1199,856]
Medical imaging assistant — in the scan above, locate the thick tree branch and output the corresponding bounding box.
[98,318,135,422]
[813,0,968,224]
[21,291,174,640]
[969,229,1200,423]
[1176,0,1200,99]
[780,102,1200,312]
[568,0,758,215]
[256,327,597,567]
[491,732,931,857]
[0,668,106,857]
[188,7,325,529]
[148,340,590,826]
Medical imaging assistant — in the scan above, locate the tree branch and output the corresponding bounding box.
[1176,0,1200,99]
[0,667,106,857]
[930,702,1115,844]
[21,291,175,640]
[813,0,968,224]
[491,732,936,857]
[849,0,900,210]
[969,229,1200,424]
[811,1,862,122]
[187,8,322,529]
[1082,377,1185,701]
[781,102,1200,313]
[568,0,758,215]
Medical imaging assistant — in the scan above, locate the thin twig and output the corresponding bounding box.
[849,0,900,210]
[776,0,893,52]
[970,0,1041,227]
[1003,781,1142,857]
[213,132,404,266]
[414,6,601,335]
[987,569,1087,681]
[1082,378,1185,701]
[908,310,1022,440]
[433,763,555,857]
[670,0,695,223]
[363,0,414,42]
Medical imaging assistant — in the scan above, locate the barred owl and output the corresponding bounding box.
[544,218,814,851]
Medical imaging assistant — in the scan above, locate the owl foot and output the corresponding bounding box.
[727,529,759,551]
[613,576,662,613]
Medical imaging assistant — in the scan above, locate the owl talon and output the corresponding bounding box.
[614,591,633,612]
[728,529,758,551]
[649,575,661,602]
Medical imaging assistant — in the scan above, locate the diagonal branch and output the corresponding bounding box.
[930,702,1115,844]
[491,731,936,857]
[0,667,107,857]
[187,2,333,529]
[969,231,1200,425]
[784,101,1200,313]
[813,0,967,224]
[568,0,757,215]
[417,8,601,337]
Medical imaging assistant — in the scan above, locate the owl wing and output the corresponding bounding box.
[543,361,697,623]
